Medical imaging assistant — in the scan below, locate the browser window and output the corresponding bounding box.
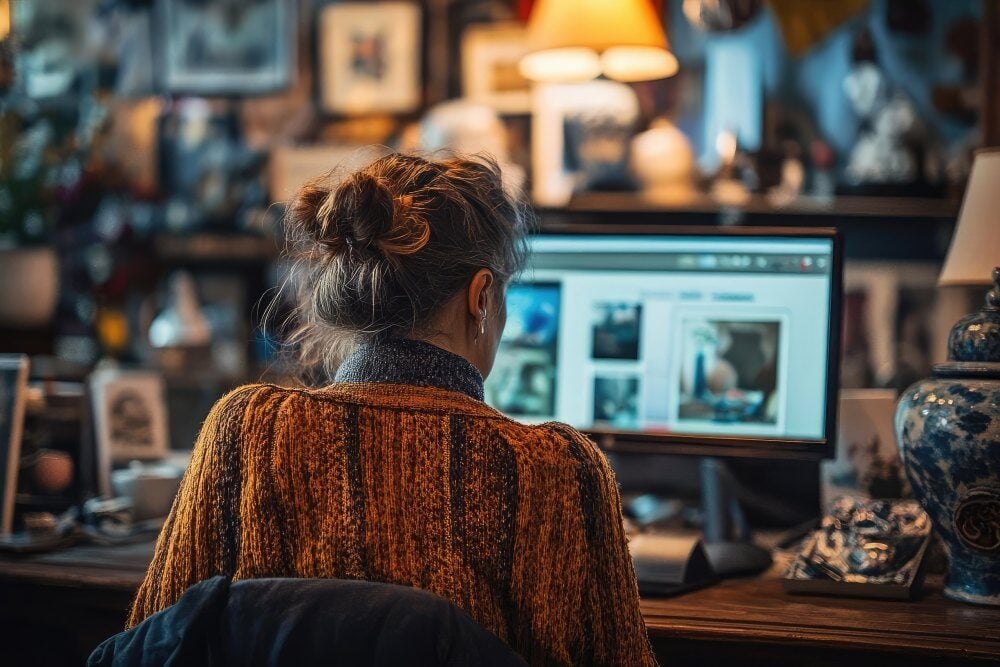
[486,235,834,441]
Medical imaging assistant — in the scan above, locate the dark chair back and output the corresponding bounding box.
[89,576,527,667]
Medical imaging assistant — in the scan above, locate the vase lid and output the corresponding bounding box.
[946,267,1000,364]
[932,361,1000,380]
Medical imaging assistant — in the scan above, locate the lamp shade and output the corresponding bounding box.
[939,148,1000,287]
[520,0,678,83]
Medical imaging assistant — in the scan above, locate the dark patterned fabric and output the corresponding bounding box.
[336,338,485,401]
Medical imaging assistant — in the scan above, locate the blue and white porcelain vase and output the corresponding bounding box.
[895,268,1000,605]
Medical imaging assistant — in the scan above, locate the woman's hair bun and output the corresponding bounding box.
[290,166,431,264]
[278,153,530,378]
[288,177,344,253]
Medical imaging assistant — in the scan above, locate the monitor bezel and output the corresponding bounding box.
[524,224,842,461]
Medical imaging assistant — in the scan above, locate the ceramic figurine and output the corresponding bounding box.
[895,268,1000,605]
[631,118,695,204]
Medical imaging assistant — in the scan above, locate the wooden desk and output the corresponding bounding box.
[2,542,998,666]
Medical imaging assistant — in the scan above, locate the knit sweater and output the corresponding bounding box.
[128,339,656,666]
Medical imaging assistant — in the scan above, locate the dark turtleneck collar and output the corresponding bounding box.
[334,338,485,402]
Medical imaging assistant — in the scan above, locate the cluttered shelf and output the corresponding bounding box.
[0,541,998,666]
[147,192,961,270]
[535,192,958,261]
[152,191,960,261]
[153,231,279,264]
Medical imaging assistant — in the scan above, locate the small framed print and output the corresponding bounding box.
[531,80,640,206]
[90,370,170,496]
[461,23,531,115]
[157,0,296,95]
[319,2,422,115]
[0,355,28,535]
[269,144,389,204]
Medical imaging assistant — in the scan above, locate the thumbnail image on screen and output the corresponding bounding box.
[485,283,561,417]
[676,318,781,426]
[591,303,642,360]
[594,375,640,429]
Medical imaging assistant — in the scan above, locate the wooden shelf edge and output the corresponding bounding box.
[540,192,959,221]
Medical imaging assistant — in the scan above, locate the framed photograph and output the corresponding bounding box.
[0,355,29,535]
[461,23,530,114]
[157,101,267,229]
[268,144,388,204]
[822,389,909,511]
[157,0,295,95]
[319,2,422,115]
[90,370,170,496]
[842,262,946,390]
[531,81,639,206]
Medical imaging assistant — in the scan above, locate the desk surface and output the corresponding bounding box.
[2,541,999,664]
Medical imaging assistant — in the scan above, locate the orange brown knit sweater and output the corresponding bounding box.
[128,339,656,666]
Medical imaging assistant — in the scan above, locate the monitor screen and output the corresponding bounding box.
[485,231,837,448]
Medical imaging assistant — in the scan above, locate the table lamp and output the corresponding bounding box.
[519,0,679,83]
[895,147,1000,606]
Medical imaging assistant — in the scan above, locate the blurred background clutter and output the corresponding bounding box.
[0,0,992,532]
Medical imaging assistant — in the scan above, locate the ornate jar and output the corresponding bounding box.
[895,269,1000,605]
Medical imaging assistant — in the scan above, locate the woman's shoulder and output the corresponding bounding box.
[203,382,313,426]
[490,418,613,473]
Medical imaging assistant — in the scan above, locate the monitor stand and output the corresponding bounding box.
[700,457,773,577]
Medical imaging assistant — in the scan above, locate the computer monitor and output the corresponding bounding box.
[486,226,842,461]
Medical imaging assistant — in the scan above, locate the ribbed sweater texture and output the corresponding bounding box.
[128,340,656,666]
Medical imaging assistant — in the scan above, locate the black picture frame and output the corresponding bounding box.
[156,0,296,96]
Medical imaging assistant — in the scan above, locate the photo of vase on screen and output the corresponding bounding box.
[677,318,781,426]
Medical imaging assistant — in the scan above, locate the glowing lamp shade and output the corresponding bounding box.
[939,148,1000,287]
[520,0,678,83]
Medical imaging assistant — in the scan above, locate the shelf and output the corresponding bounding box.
[539,192,959,222]
[154,232,278,264]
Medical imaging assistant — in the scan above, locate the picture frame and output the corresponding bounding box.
[0,355,28,535]
[268,144,388,204]
[531,81,640,206]
[319,2,422,115]
[157,0,296,96]
[90,370,170,497]
[842,262,946,390]
[461,22,531,115]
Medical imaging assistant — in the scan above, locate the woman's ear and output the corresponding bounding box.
[467,269,495,320]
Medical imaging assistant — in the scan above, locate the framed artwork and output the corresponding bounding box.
[461,23,530,115]
[531,81,640,206]
[0,355,28,535]
[823,389,909,511]
[157,0,295,95]
[319,2,422,115]
[269,144,388,204]
[90,370,170,497]
[841,262,947,391]
[157,101,266,229]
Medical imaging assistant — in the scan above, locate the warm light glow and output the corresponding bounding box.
[520,0,678,83]
[0,0,10,41]
[601,46,679,82]
[518,47,602,84]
